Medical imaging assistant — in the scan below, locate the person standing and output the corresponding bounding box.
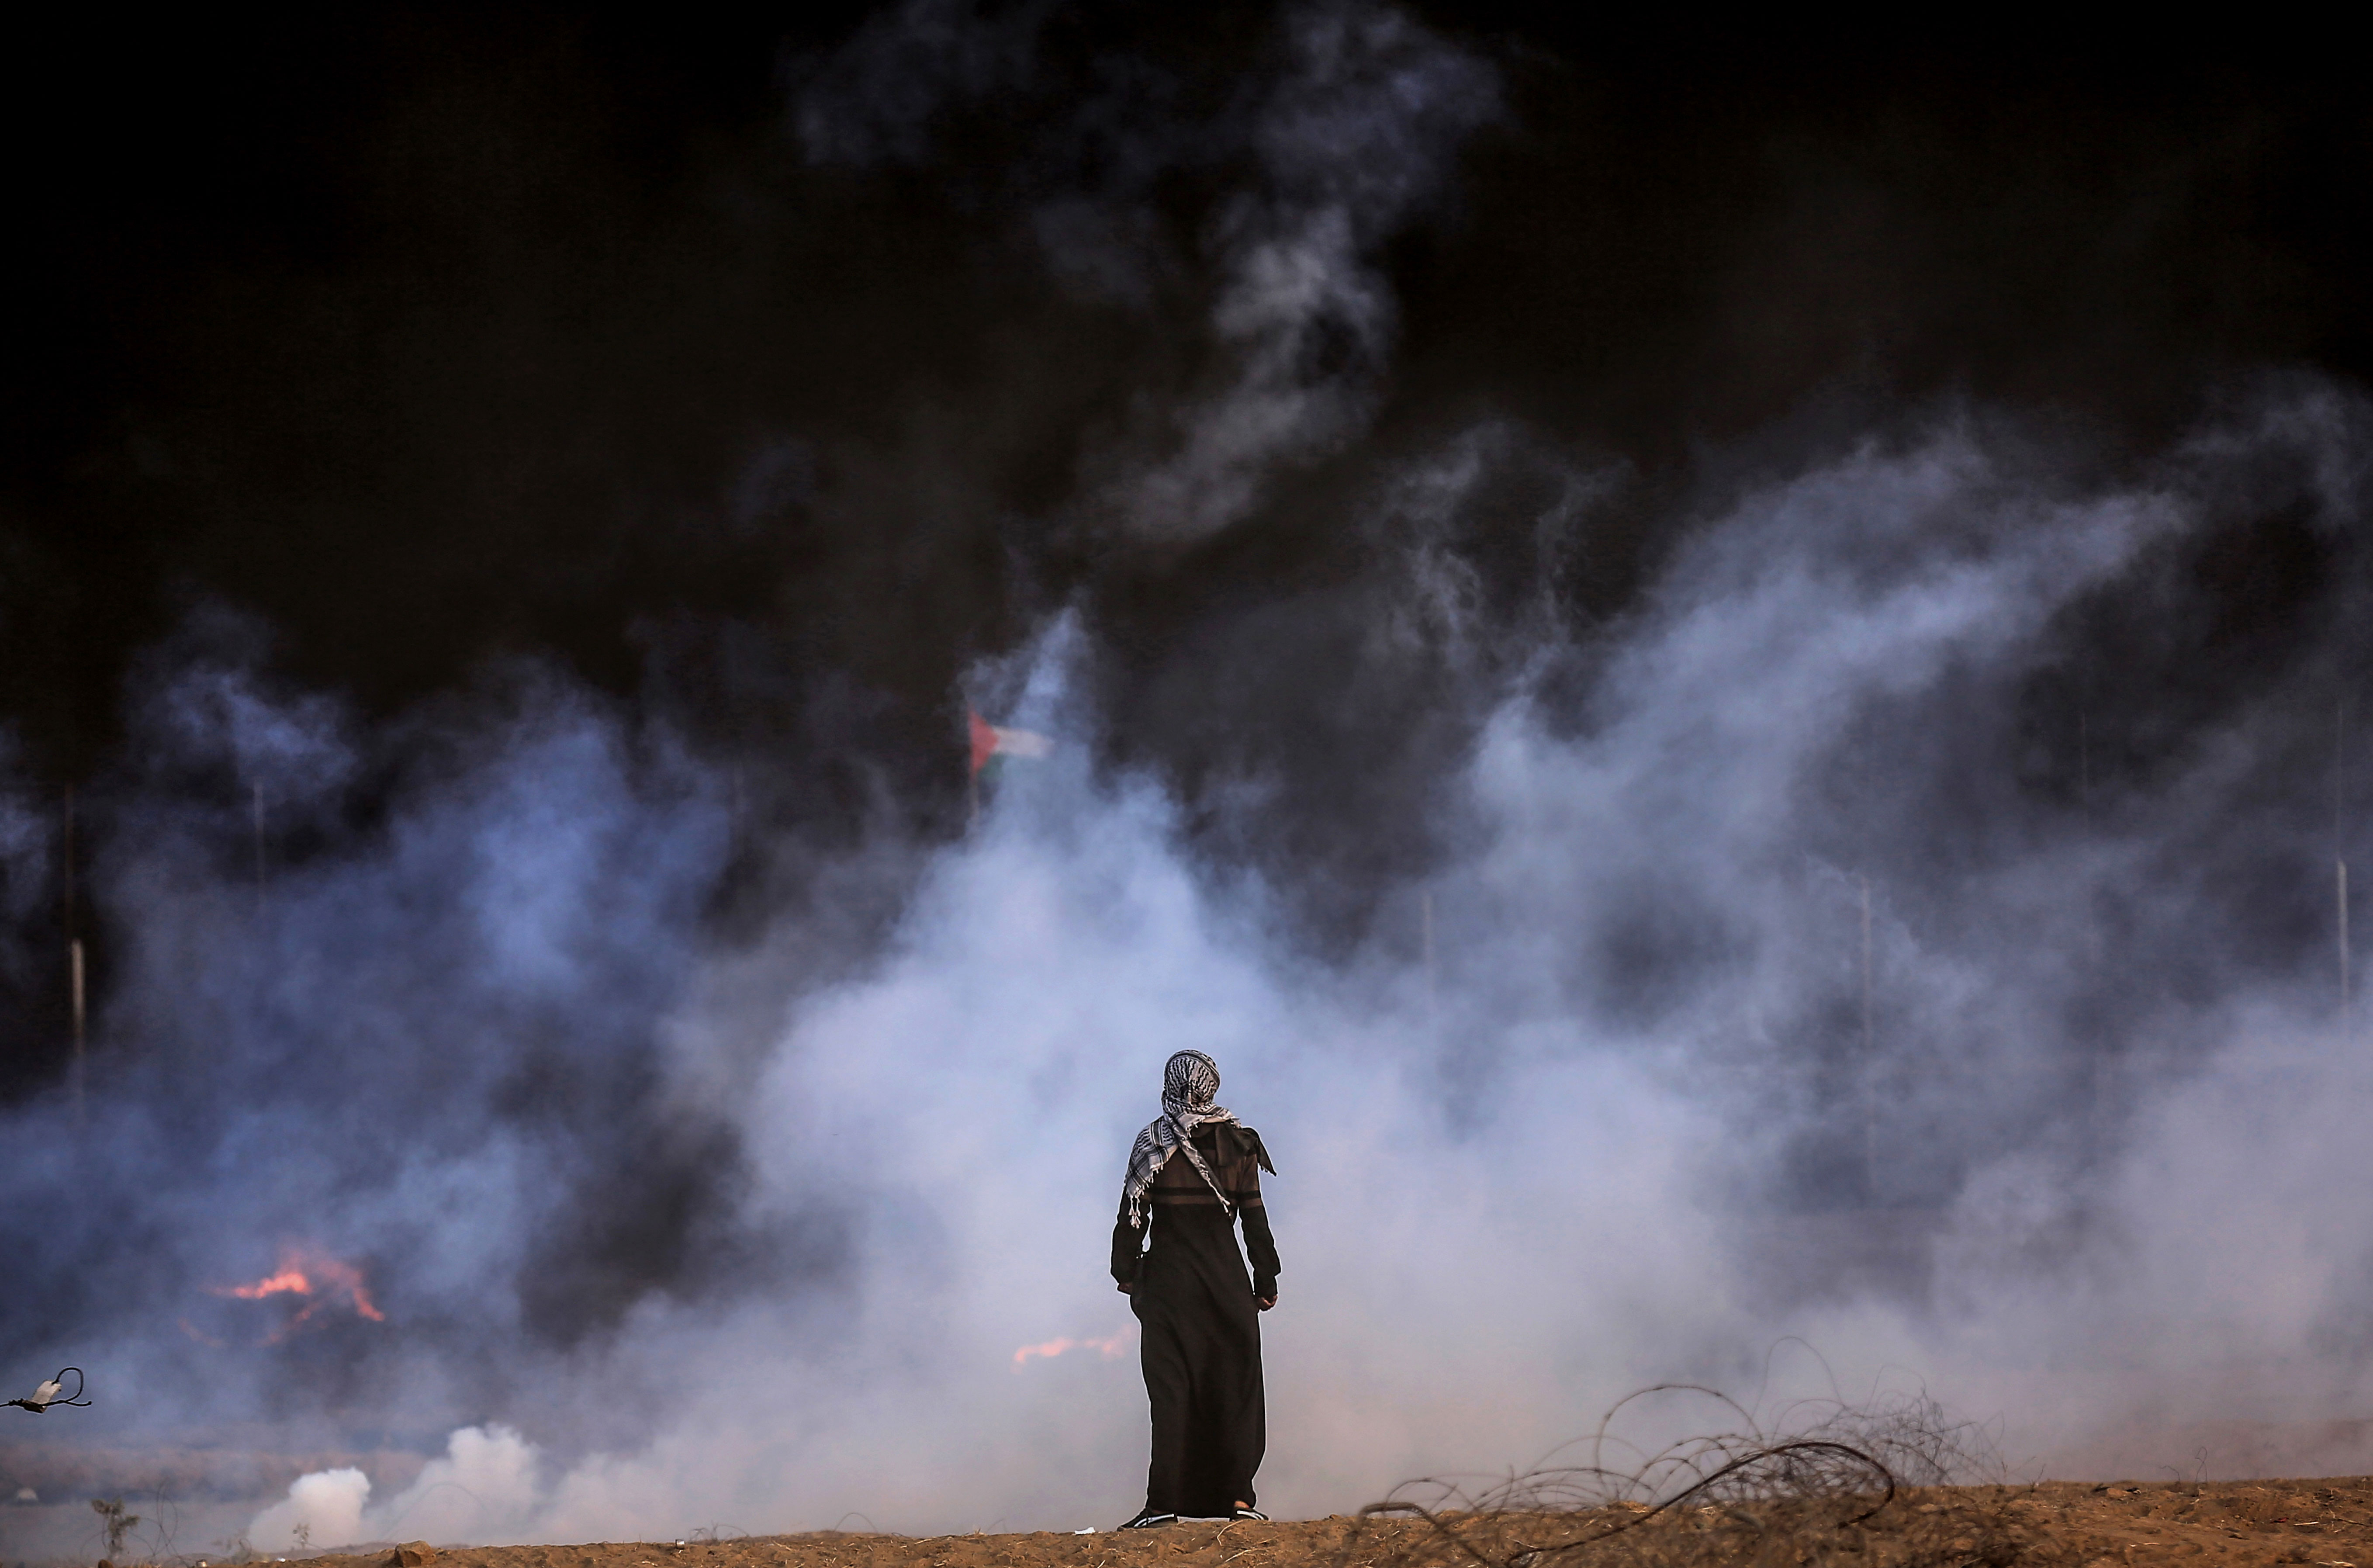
[1111,1049,1280,1528]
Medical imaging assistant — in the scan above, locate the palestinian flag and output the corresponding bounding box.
[968,708,1053,776]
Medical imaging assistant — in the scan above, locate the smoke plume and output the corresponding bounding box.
[3,1,2371,1557]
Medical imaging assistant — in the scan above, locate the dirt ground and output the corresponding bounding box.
[245,1479,2373,1568]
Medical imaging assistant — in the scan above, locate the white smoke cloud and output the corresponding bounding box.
[249,1428,543,1551]
[251,1468,370,1553]
[1099,4,1500,540]
[373,1427,546,1547]
[4,3,2368,1547]
[206,391,2372,1547]
[239,718,1737,1543]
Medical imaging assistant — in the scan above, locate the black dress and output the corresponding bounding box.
[1111,1122,1280,1518]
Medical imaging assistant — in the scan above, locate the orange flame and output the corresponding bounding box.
[221,1268,311,1301]
[1013,1327,1133,1368]
[207,1244,386,1341]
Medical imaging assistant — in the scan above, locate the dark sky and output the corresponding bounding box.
[7,7,2370,1094]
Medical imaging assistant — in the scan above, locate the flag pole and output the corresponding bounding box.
[64,785,82,1130]
[2342,859,2353,1042]
[71,939,86,1132]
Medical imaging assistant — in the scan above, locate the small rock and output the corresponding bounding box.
[390,1541,438,1567]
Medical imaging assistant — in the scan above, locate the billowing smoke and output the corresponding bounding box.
[3,0,2371,1558]
[795,0,1499,540]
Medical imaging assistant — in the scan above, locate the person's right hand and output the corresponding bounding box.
[1255,1295,1275,1312]
[1117,1281,1134,1294]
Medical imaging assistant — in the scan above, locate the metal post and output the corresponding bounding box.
[70,938,86,1130]
[64,786,81,1128]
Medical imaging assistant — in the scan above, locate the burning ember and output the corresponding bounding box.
[1012,1327,1133,1368]
[201,1244,385,1343]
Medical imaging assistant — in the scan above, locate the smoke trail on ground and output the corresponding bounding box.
[3,1,2371,1556]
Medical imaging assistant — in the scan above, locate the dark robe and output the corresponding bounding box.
[1111,1121,1280,1518]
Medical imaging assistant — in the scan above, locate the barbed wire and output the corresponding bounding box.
[8,1365,92,1412]
[1337,1382,2065,1568]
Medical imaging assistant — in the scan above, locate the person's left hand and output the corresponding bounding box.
[1255,1295,1276,1311]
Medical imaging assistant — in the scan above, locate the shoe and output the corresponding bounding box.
[1117,1511,1177,1530]
[1229,1507,1269,1522]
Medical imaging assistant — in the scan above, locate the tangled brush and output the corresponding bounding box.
[1339,1384,2074,1568]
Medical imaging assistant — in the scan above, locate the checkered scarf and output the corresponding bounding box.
[1121,1050,1238,1229]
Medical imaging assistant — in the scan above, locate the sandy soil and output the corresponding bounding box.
[233,1479,2373,1568]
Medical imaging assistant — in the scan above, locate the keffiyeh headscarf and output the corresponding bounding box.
[1122,1050,1238,1229]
